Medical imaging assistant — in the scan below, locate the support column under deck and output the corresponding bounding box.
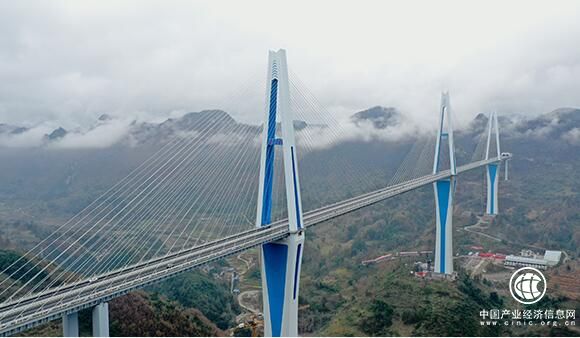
[434,177,455,275]
[62,312,79,337]
[486,163,499,215]
[92,302,109,337]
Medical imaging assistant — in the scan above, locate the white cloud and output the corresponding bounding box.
[49,119,131,149]
[0,125,55,148]
[563,128,580,145]
[296,116,420,151]
[521,118,561,139]
[0,0,579,131]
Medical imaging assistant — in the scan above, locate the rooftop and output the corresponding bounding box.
[543,250,562,265]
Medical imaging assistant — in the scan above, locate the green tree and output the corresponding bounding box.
[359,299,394,335]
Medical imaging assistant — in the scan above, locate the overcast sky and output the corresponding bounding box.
[1,0,580,129]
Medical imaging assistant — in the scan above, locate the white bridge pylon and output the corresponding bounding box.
[432,92,456,275]
[485,111,501,215]
[255,49,304,337]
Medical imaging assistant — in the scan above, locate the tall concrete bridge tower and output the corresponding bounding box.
[485,111,501,215]
[432,92,456,275]
[255,49,304,337]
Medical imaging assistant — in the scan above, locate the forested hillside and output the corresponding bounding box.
[0,107,578,336]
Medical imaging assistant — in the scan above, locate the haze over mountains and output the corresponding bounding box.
[0,105,578,336]
[0,105,578,251]
[1,106,579,150]
[0,106,578,204]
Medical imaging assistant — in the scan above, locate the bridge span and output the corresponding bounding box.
[0,49,509,337]
[0,158,498,336]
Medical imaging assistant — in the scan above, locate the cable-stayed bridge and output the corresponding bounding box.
[0,49,511,337]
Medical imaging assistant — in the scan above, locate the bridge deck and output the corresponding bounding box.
[0,158,498,336]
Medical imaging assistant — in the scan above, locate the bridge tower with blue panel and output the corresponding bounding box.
[432,92,456,275]
[485,111,501,215]
[255,49,305,337]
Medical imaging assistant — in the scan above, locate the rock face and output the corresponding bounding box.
[0,123,28,134]
[513,108,580,139]
[129,110,247,146]
[469,113,489,134]
[465,108,580,143]
[98,114,112,121]
[350,106,402,129]
[46,127,67,140]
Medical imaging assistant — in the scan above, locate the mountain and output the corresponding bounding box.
[0,107,577,243]
[0,123,27,134]
[513,107,580,140]
[0,106,402,151]
[46,127,67,140]
[468,108,580,144]
[153,110,237,134]
[0,110,246,149]
[98,114,113,121]
[22,291,223,337]
[468,113,489,134]
[294,107,580,336]
[350,106,402,129]
[1,248,233,336]
[0,106,578,336]
[127,110,241,146]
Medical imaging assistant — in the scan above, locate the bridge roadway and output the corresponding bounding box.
[0,158,498,336]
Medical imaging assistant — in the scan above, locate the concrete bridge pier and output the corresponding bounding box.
[92,302,109,337]
[62,312,79,337]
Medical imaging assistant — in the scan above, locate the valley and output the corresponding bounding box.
[0,107,578,336]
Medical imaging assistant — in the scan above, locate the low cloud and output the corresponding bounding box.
[520,118,561,139]
[49,119,132,149]
[1,1,580,130]
[562,128,580,145]
[296,116,422,151]
[0,124,54,148]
